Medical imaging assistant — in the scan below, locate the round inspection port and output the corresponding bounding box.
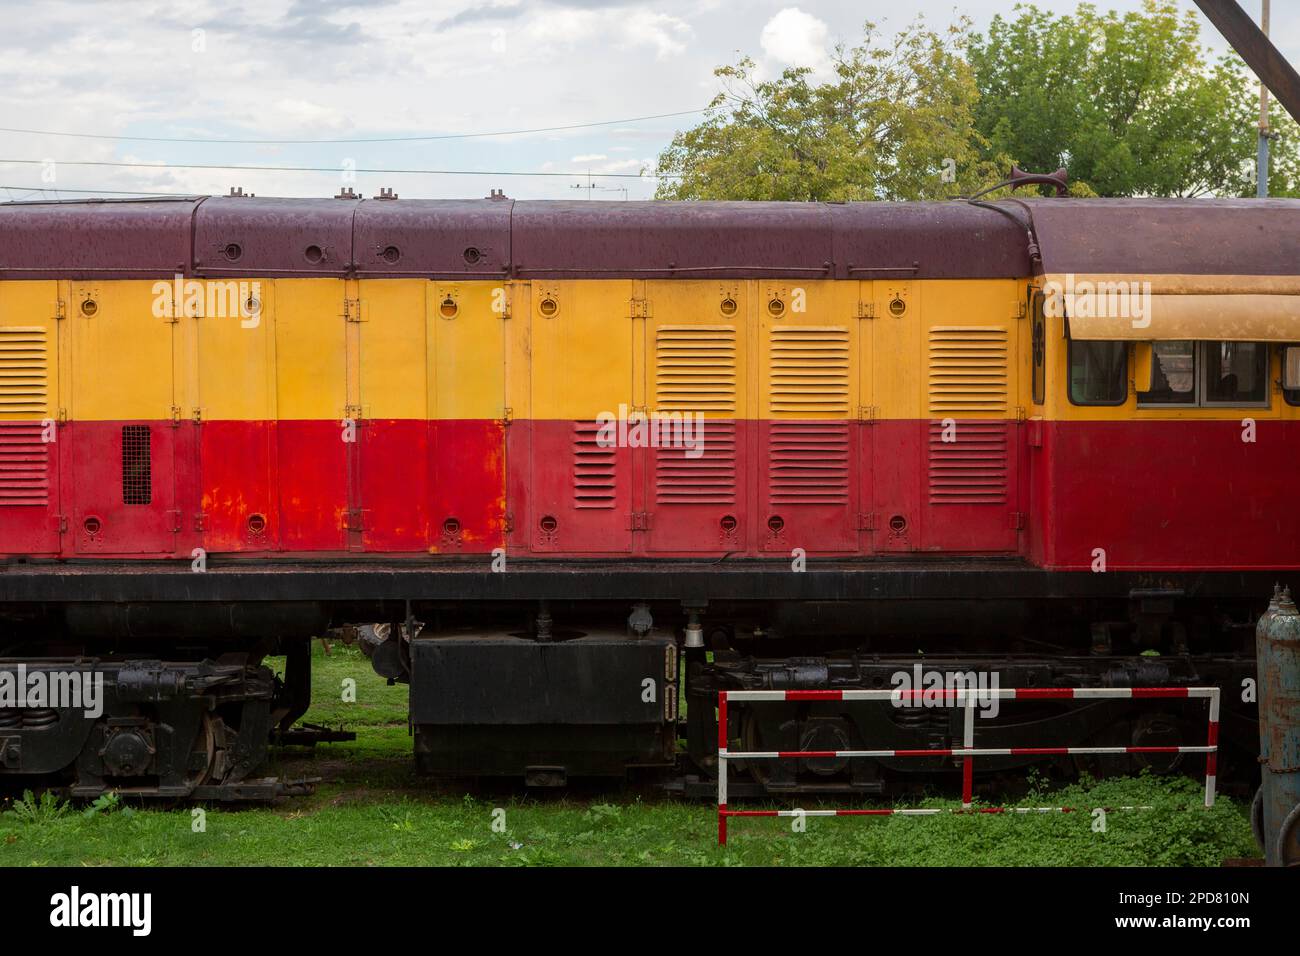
[888,296,907,317]
[440,296,459,318]
[244,296,261,316]
[767,515,785,534]
[538,297,559,318]
[719,514,738,534]
[767,298,785,317]
[247,513,267,535]
[442,517,461,536]
[888,514,908,533]
[83,516,102,535]
[381,245,401,264]
[539,515,559,534]
[463,246,482,265]
[719,297,738,316]
[304,245,324,264]
[222,242,243,262]
[80,299,98,317]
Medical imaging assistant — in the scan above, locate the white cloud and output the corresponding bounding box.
[571,153,607,163]
[760,7,831,75]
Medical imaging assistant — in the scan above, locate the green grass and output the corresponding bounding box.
[0,642,1262,867]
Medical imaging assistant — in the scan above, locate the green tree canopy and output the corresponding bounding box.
[654,18,1003,201]
[656,0,1299,199]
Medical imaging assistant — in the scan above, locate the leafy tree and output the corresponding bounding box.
[658,0,1298,199]
[966,0,1298,197]
[654,18,1004,201]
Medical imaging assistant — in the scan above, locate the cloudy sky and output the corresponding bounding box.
[0,0,1292,202]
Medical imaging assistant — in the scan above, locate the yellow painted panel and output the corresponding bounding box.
[70,280,172,421]
[872,279,921,420]
[757,280,862,419]
[357,280,426,420]
[0,281,59,422]
[428,281,505,420]
[274,279,346,420]
[645,280,747,419]
[192,279,277,420]
[920,280,1020,419]
[531,279,634,420]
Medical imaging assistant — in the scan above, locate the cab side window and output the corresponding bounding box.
[1138,341,1269,407]
[1067,340,1126,405]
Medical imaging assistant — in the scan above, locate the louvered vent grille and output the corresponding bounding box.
[655,326,736,413]
[928,420,1008,505]
[0,326,48,418]
[769,422,849,504]
[655,422,735,504]
[928,326,1009,414]
[0,423,49,507]
[770,326,850,417]
[573,421,616,510]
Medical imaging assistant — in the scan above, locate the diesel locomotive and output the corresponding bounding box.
[0,192,1295,800]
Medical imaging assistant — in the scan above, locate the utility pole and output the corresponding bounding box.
[1258,0,1271,198]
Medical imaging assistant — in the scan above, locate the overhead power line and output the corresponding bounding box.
[0,108,708,145]
[0,158,667,179]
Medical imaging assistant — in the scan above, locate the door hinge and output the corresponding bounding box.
[54,299,66,321]
[343,509,367,531]
[857,405,877,423]
[57,408,68,424]
[630,298,651,318]
[501,406,513,426]
[629,512,651,531]
[194,512,207,532]
[344,404,363,421]
[343,298,363,322]
[170,405,182,425]
[192,407,203,424]
[857,301,875,319]
[503,513,514,534]
[167,510,183,533]
[56,515,68,534]
[1015,406,1027,423]
[857,512,877,531]
[1009,511,1026,531]
[1013,301,1027,320]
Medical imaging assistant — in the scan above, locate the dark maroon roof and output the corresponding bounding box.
[1027,198,1300,276]
[2,195,1293,282]
[0,197,198,278]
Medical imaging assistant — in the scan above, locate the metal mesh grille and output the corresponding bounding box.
[121,425,152,505]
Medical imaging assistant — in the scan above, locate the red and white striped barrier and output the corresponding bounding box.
[716,686,1220,845]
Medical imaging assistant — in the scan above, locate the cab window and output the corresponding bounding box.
[1138,341,1195,405]
[1139,341,1268,407]
[1067,340,1126,405]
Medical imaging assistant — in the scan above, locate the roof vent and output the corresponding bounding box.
[374,187,398,200]
[334,187,359,200]
[486,189,509,201]
[228,186,254,198]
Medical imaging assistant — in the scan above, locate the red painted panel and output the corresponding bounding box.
[757,419,859,554]
[871,420,922,553]
[1042,420,1300,570]
[69,421,176,555]
[528,419,633,553]
[277,420,347,551]
[920,418,1020,553]
[361,419,429,552]
[200,420,279,553]
[0,421,60,556]
[646,418,750,554]
[428,419,506,553]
